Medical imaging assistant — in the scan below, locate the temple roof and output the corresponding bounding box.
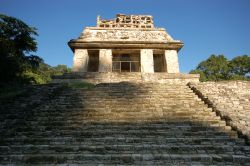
[97,14,154,29]
[69,14,183,51]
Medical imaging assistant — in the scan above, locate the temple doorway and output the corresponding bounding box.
[112,50,140,72]
[87,50,99,72]
[153,51,166,72]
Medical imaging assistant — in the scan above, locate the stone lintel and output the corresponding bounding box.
[68,41,183,52]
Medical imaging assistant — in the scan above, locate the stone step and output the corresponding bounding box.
[2,130,237,138]
[0,153,249,164]
[16,113,217,119]
[24,108,214,114]
[1,144,249,155]
[1,123,233,132]
[5,114,221,121]
[2,121,229,129]
[1,82,249,165]
[0,120,225,126]
[1,137,245,146]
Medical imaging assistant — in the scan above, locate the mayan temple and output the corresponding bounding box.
[53,14,200,83]
[0,14,250,165]
[70,14,182,73]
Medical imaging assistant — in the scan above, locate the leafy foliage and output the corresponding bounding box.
[190,54,250,81]
[229,55,250,76]
[0,14,71,85]
[24,62,71,84]
[0,14,42,83]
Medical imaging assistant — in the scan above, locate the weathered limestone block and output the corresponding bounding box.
[189,81,250,141]
[81,28,173,42]
[73,49,89,72]
[99,49,112,72]
[52,73,200,84]
[140,49,154,73]
[165,50,180,73]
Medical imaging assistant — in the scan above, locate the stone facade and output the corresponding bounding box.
[140,49,154,73]
[72,49,89,72]
[189,81,250,142]
[99,49,112,72]
[165,50,180,73]
[97,14,154,29]
[68,14,184,75]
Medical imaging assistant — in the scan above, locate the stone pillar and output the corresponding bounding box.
[165,50,180,73]
[140,49,154,73]
[72,49,89,72]
[99,49,112,72]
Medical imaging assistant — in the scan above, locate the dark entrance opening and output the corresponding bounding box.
[112,51,140,72]
[121,62,130,72]
[87,50,99,72]
[153,53,166,72]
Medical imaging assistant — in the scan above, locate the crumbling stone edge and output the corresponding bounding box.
[187,82,249,145]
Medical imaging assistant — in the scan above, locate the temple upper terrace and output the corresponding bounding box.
[97,14,154,29]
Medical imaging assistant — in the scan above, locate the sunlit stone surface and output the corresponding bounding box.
[69,14,183,74]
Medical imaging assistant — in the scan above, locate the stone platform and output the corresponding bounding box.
[52,72,200,84]
[1,82,250,165]
[69,14,184,74]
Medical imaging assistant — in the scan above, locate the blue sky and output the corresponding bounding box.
[1,0,250,73]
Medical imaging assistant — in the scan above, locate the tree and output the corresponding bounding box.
[196,54,229,81]
[190,54,250,81]
[229,55,250,77]
[0,14,42,83]
[52,65,71,75]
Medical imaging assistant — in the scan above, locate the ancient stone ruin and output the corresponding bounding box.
[69,14,182,73]
[97,14,154,29]
[189,81,250,141]
[1,14,250,165]
[56,14,200,84]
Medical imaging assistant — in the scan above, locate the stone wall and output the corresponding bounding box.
[72,49,89,72]
[80,27,174,42]
[97,14,154,29]
[99,49,112,72]
[188,81,250,142]
[165,50,180,73]
[52,72,199,84]
[140,49,154,73]
[72,48,181,73]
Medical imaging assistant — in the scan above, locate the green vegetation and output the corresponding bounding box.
[190,54,250,82]
[0,14,71,86]
[0,14,41,84]
[30,63,71,84]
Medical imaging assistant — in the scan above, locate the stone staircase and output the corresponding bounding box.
[0,82,250,165]
[189,81,250,142]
